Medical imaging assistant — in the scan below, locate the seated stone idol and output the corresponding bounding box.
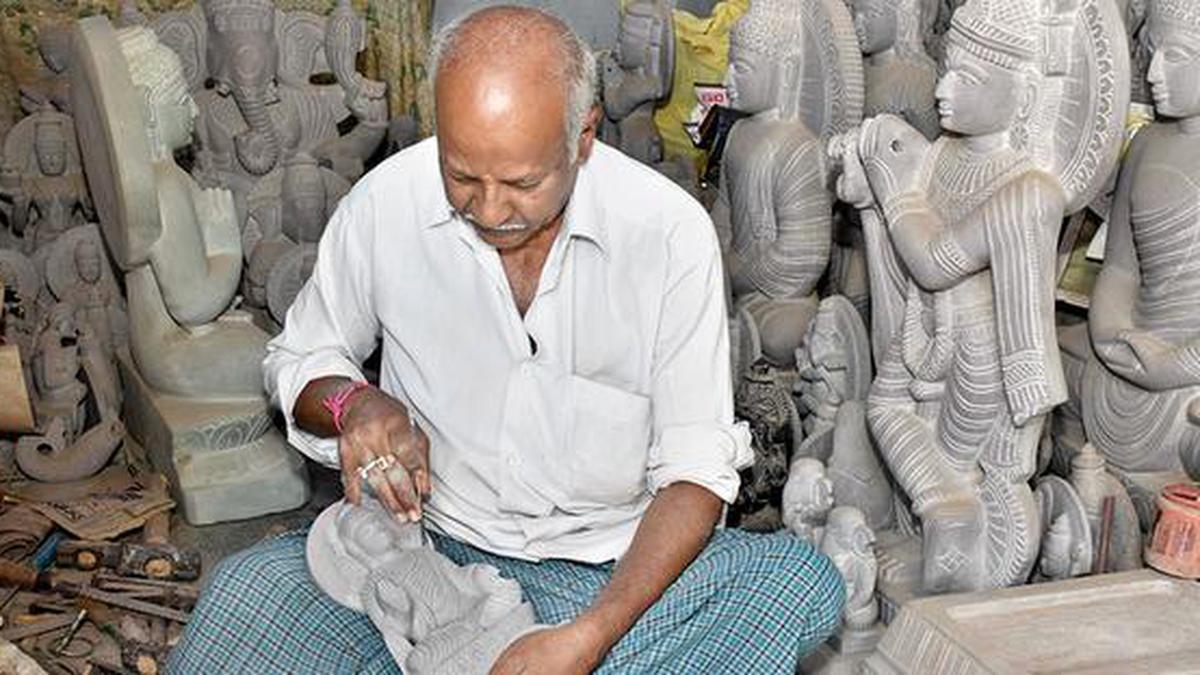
[833,0,1128,592]
[1083,0,1200,484]
[846,0,940,140]
[70,18,308,523]
[712,0,863,368]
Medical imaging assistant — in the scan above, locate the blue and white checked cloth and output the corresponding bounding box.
[166,527,844,674]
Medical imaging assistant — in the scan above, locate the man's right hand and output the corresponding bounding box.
[338,387,432,521]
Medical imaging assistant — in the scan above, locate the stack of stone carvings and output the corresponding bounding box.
[1,0,408,526]
[622,0,1200,670]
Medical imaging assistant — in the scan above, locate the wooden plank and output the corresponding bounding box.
[0,343,35,433]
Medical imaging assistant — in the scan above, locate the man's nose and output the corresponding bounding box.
[470,182,512,228]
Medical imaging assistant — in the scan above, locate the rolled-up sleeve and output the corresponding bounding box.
[646,214,753,502]
[263,190,380,468]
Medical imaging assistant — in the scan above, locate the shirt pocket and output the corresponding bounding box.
[566,375,652,506]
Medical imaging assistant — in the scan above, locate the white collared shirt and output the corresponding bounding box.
[265,138,752,563]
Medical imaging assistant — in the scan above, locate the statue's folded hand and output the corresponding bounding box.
[857,114,929,207]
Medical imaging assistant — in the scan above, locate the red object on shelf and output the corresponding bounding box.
[1146,483,1200,579]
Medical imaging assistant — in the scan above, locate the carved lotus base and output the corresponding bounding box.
[118,354,310,525]
[862,570,1200,674]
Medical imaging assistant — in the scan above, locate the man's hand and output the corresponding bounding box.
[489,623,607,675]
[339,387,431,520]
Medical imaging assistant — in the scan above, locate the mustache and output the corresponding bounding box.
[453,209,532,234]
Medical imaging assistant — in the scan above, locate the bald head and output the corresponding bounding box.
[430,6,597,160]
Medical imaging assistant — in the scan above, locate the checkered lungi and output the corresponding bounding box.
[166,527,845,674]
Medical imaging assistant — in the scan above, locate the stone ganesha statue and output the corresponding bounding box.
[833,0,1128,592]
[712,0,863,368]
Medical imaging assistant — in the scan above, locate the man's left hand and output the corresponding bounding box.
[489,622,608,675]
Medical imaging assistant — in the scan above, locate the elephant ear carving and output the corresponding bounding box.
[151,5,207,92]
[276,11,330,89]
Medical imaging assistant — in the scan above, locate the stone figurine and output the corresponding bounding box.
[1081,0,1200,493]
[793,295,896,532]
[782,457,835,543]
[37,224,128,361]
[833,0,1128,592]
[820,506,878,631]
[733,361,802,528]
[845,0,940,140]
[146,0,387,217]
[0,104,92,252]
[16,303,125,483]
[307,499,542,674]
[712,0,863,367]
[242,152,349,325]
[1032,475,1092,582]
[71,18,308,523]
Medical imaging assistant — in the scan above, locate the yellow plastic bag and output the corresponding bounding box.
[655,0,749,164]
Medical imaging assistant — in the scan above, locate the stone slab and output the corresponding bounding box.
[119,354,310,526]
[863,569,1200,674]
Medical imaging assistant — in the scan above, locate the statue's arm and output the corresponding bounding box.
[1089,136,1145,352]
[738,139,831,298]
[883,192,988,291]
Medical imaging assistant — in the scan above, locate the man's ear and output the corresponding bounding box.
[574,104,603,164]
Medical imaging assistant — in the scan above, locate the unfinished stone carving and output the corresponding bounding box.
[833,0,1129,592]
[16,303,125,483]
[846,0,940,140]
[1082,0,1200,499]
[794,295,896,532]
[147,0,387,215]
[782,457,834,543]
[71,18,308,523]
[242,152,348,325]
[712,0,862,367]
[0,104,92,252]
[307,499,542,674]
[601,1,674,165]
[823,506,879,630]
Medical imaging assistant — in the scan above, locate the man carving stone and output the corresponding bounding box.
[169,7,845,674]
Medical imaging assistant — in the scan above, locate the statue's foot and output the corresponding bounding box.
[921,495,985,594]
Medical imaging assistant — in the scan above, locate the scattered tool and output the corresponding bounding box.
[0,559,190,623]
[56,512,200,581]
[51,608,87,655]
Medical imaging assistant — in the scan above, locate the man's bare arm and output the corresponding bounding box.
[491,482,723,673]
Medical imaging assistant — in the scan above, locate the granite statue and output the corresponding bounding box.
[1032,475,1092,581]
[832,0,1129,592]
[307,499,542,674]
[0,104,92,252]
[733,361,802,528]
[145,0,387,216]
[242,152,349,325]
[600,1,674,166]
[71,18,308,523]
[1081,0,1200,501]
[712,0,863,367]
[794,295,896,532]
[37,224,128,361]
[846,0,940,140]
[820,506,878,631]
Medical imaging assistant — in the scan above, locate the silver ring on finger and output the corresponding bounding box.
[357,454,396,481]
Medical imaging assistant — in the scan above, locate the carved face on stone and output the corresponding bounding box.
[281,160,328,245]
[796,317,847,417]
[1146,19,1200,119]
[34,122,68,177]
[724,47,781,115]
[204,0,279,97]
[73,239,103,285]
[335,500,424,565]
[849,0,897,55]
[935,41,1022,136]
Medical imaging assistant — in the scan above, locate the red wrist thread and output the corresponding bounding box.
[321,381,371,434]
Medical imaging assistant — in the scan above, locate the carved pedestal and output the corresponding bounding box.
[863,570,1200,674]
[118,354,309,525]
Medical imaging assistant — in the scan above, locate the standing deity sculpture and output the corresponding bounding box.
[1081,0,1200,491]
[144,0,387,218]
[307,499,542,673]
[845,0,940,140]
[713,0,863,368]
[600,0,674,166]
[242,152,349,326]
[833,0,1128,592]
[71,19,308,523]
[0,104,92,252]
[36,225,128,361]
